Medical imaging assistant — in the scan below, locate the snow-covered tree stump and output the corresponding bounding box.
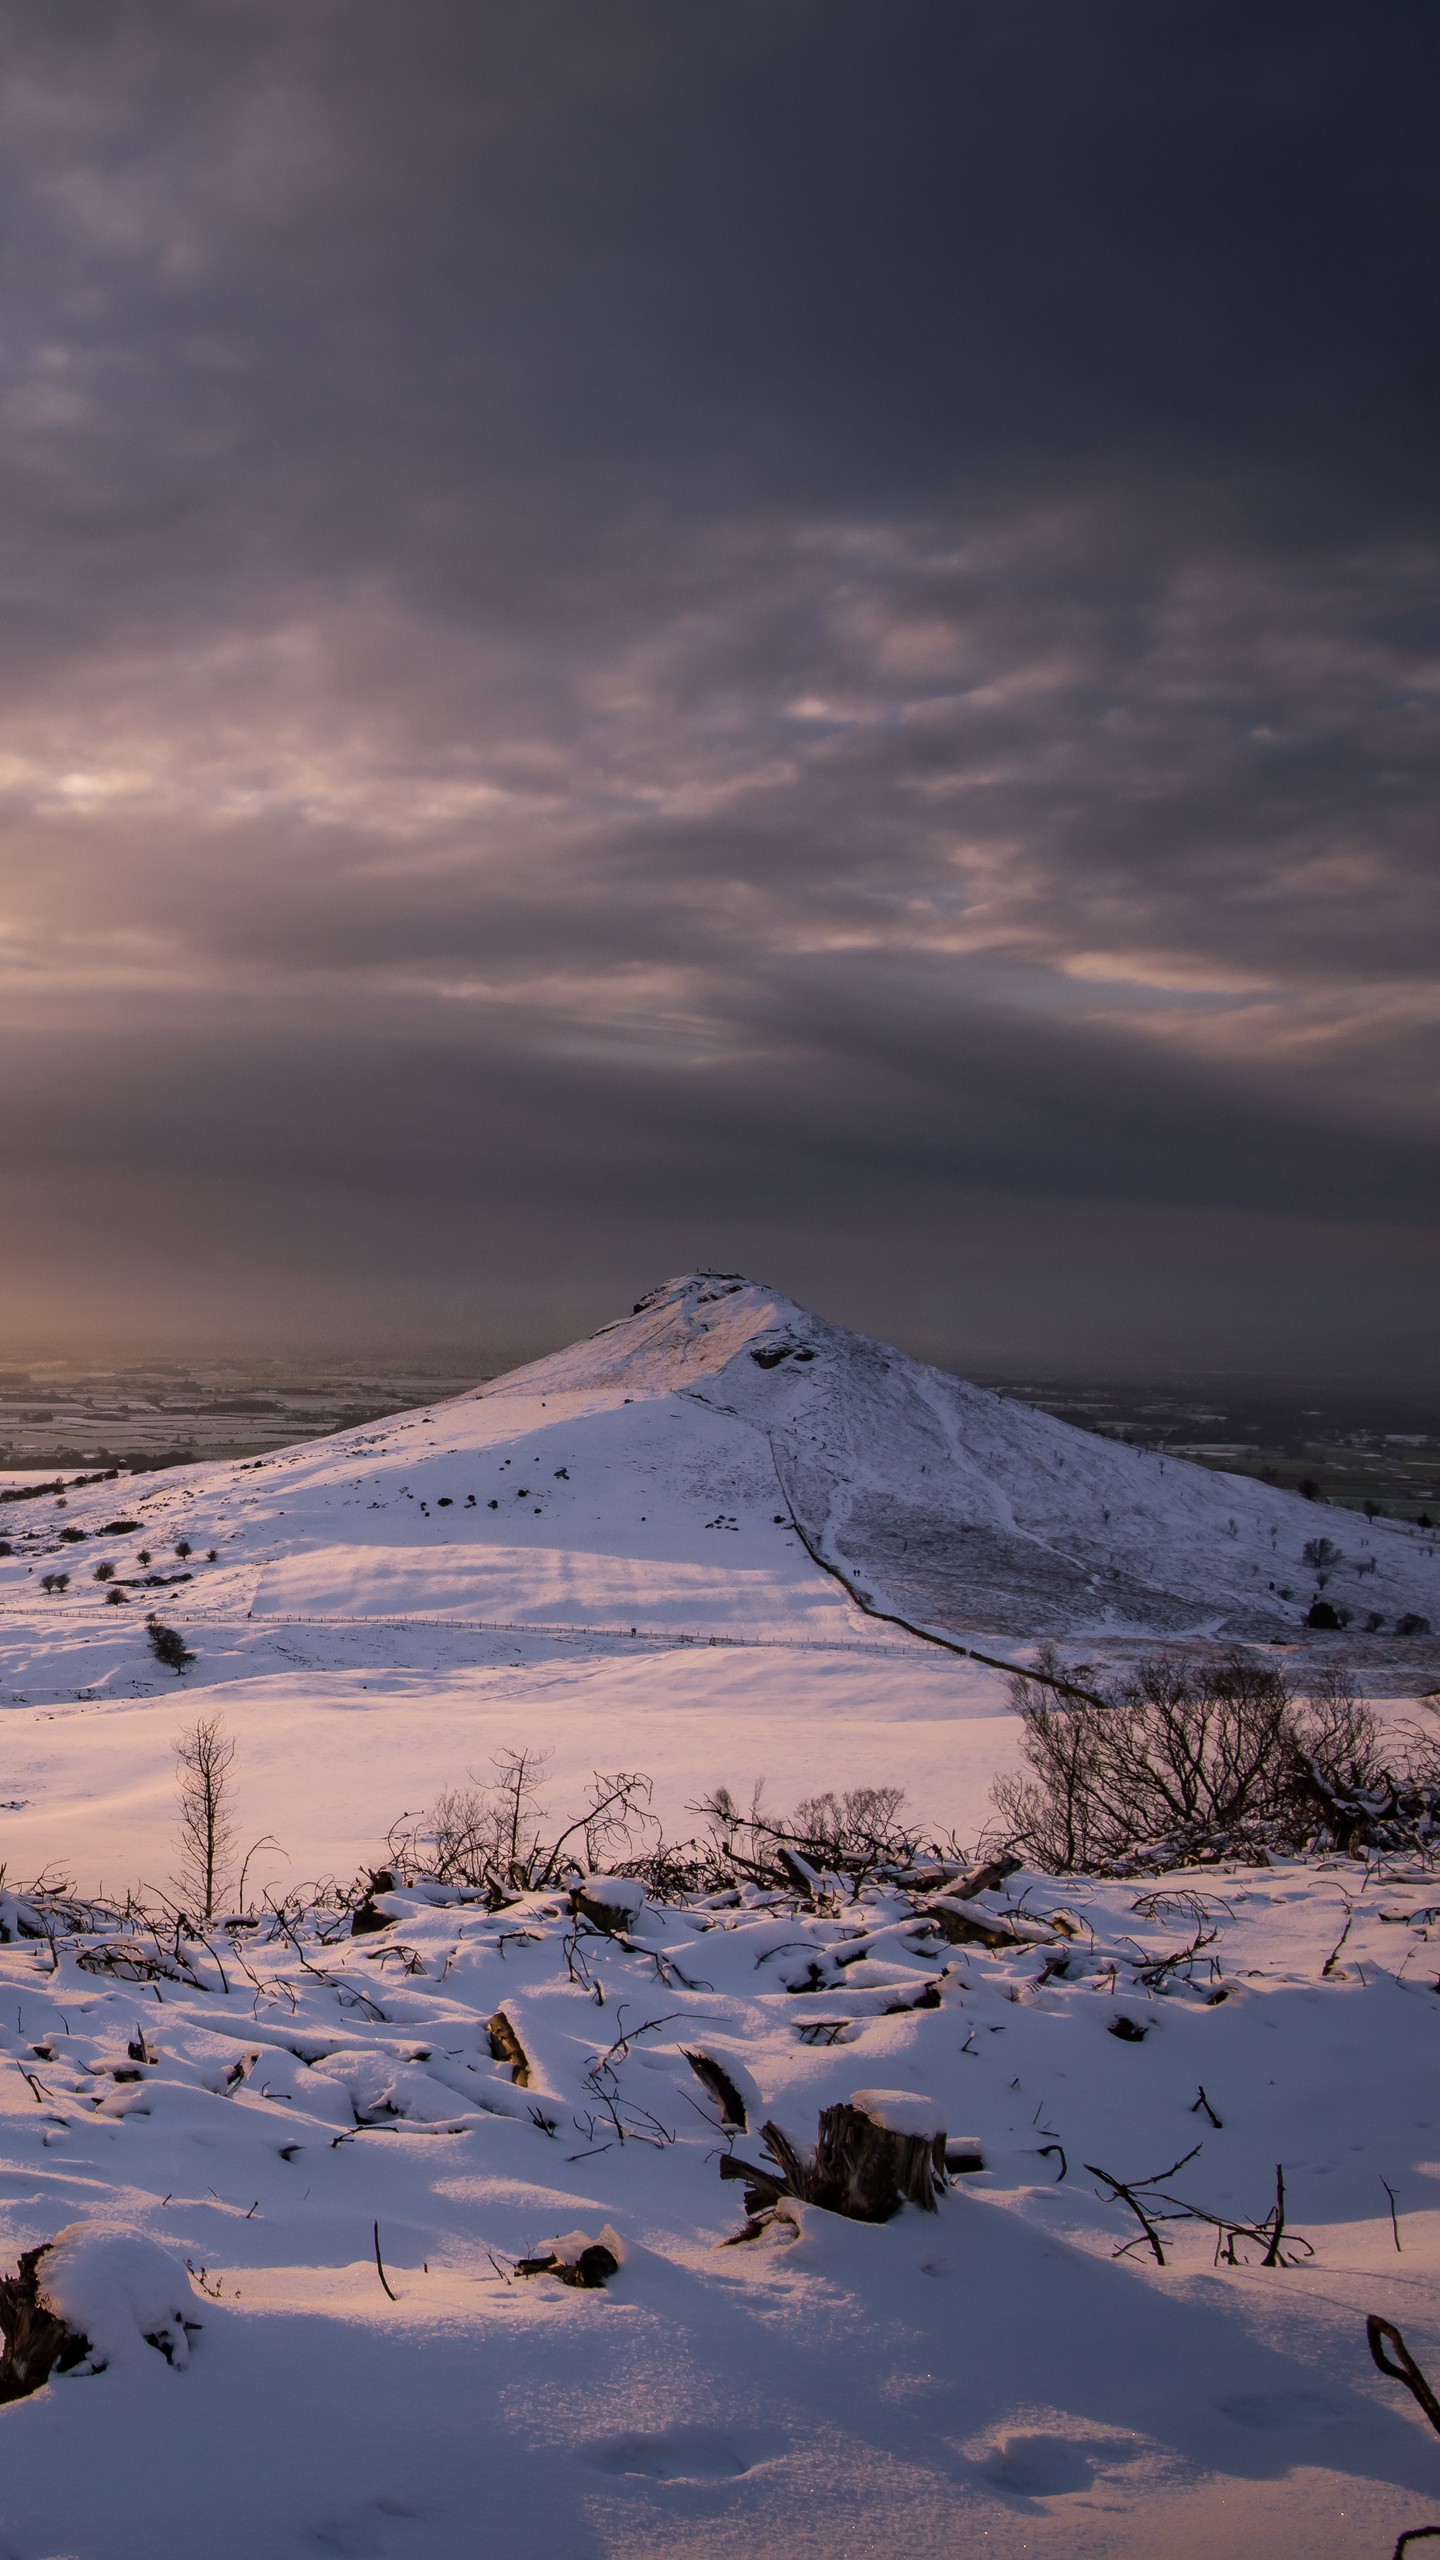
[0,2244,88,2401]
[350,1869,399,1935]
[0,2225,200,2400]
[815,2093,947,2217]
[721,2088,947,2223]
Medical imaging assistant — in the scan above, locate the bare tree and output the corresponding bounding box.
[496,1747,550,1878]
[175,1714,236,1920]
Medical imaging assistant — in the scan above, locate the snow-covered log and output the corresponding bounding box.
[923,1898,1055,1951]
[776,1846,824,1899]
[946,1854,1022,1901]
[0,1891,49,1944]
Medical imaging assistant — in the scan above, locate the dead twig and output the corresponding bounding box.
[1322,1901,1355,1978]
[1086,2147,1310,2270]
[372,2220,398,2303]
[1260,2162,1287,2268]
[1084,2153,1184,2266]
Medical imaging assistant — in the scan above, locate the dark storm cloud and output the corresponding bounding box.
[0,1,1435,1371]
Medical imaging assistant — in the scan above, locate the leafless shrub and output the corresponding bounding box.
[992,1649,1394,1872]
[1392,1699,1440,1788]
[694,1779,926,1885]
[390,1750,659,1896]
[789,1787,915,1868]
[389,1758,928,1905]
[388,1748,550,1892]
[534,1769,658,1886]
[605,1833,734,1900]
[427,1784,506,1889]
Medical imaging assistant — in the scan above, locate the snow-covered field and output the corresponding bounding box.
[0,1648,1016,1903]
[0,1272,1436,2556]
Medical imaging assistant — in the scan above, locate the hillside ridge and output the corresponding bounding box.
[475,1271,1437,1644]
[1,1269,1435,1656]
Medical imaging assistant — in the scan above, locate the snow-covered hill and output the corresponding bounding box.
[503,1269,1440,1642]
[3,1270,1434,1665]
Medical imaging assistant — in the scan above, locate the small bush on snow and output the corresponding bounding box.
[991,1650,1394,1870]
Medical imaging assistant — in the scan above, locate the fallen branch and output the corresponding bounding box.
[515,2230,620,2289]
[1368,2316,1440,2437]
[1085,2148,1311,2269]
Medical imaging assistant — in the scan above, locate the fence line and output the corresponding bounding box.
[0,1600,921,1658]
[254,1610,915,1655]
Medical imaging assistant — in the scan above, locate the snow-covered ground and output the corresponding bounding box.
[3,1859,1440,2556]
[0,1648,1017,1902]
[0,1271,1435,2555]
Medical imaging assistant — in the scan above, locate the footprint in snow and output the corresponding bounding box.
[581,2426,783,2483]
[1219,2390,1344,2430]
[971,2433,1138,2498]
[308,2498,426,2556]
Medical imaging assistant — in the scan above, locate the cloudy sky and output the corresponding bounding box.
[1,2,1436,1376]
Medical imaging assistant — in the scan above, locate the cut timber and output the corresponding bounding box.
[0,2244,90,2402]
[948,1854,1022,1901]
[486,2010,531,2087]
